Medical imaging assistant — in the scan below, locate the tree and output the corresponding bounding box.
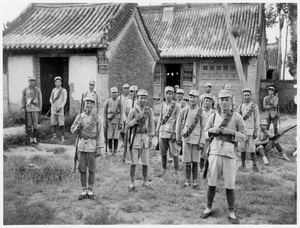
[287,3,297,79]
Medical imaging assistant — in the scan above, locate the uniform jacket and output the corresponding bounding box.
[21,86,42,112]
[254,129,272,146]
[176,105,205,145]
[103,97,123,124]
[84,90,101,114]
[204,112,247,158]
[124,99,138,119]
[156,101,181,138]
[70,112,104,152]
[50,87,67,115]
[237,102,260,135]
[263,95,279,118]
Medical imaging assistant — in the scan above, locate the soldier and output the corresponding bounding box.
[70,96,104,200]
[119,84,131,147]
[263,86,279,135]
[176,88,187,109]
[223,84,236,112]
[199,93,216,173]
[103,87,123,154]
[176,90,204,189]
[126,89,155,191]
[124,85,138,123]
[237,88,260,172]
[202,89,247,224]
[255,119,290,165]
[156,86,181,181]
[50,76,67,142]
[83,80,101,114]
[199,82,218,110]
[21,76,42,144]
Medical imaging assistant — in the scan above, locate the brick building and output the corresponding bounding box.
[3,3,159,114]
[140,3,268,105]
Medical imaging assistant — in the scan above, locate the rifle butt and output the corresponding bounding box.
[73,160,77,173]
[202,160,209,179]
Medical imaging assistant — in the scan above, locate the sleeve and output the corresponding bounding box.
[156,104,163,132]
[119,97,123,124]
[126,108,137,128]
[213,95,218,110]
[149,108,155,136]
[263,97,267,110]
[233,114,248,142]
[232,96,237,112]
[254,105,260,132]
[173,104,181,131]
[273,96,279,108]
[70,114,81,134]
[49,89,54,104]
[38,88,43,110]
[199,111,205,144]
[103,100,107,124]
[175,109,183,142]
[21,88,26,108]
[254,131,263,146]
[96,93,101,115]
[60,89,67,108]
[97,116,105,148]
[204,113,215,140]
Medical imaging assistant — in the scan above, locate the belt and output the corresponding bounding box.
[82,136,97,140]
[213,134,235,144]
[136,128,147,134]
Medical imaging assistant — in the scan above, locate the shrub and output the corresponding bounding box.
[3,134,27,150]
[3,110,25,128]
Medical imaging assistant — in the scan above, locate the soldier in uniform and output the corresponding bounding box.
[176,88,187,109]
[103,87,123,154]
[263,86,279,135]
[223,84,236,112]
[199,93,216,173]
[83,80,101,114]
[50,76,67,142]
[124,85,138,120]
[199,82,218,110]
[156,86,181,181]
[255,119,290,165]
[119,84,131,147]
[202,89,247,224]
[70,96,104,200]
[21,76,42,144]
[237,88,260,172]
[176,90,204,189]
[126,89,155,191]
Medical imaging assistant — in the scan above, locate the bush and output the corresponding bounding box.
[3,110,25,128]
[3,134,27,150]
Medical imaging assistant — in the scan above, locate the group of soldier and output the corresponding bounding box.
[22,76,291,224]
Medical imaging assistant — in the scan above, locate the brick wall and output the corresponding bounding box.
[108,18,155,107]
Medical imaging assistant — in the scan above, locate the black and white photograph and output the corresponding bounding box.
[2,0,297,225]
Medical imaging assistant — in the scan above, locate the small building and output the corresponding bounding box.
[3,3,159,114]
[266,42,279,80]
[140,3,268,105]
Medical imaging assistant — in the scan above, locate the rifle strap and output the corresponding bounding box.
[239,103,256,121]
[182,107,202,138]
[51,87,63,103]
[160,102,176,125]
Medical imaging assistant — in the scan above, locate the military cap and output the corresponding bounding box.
[174,85,179,89]
[177,89,184,94]
[129,85,138,91]
[137,89,148,96]
[123,84,130,88]
[189,90,199,97]
[243,88,251,93]
[204,93,213,100]
[111,87,118,92]
[89,80,95,85]
[218,89,232,98]
[165,86,174,93]
[267,86,275,91]
[260,119,268,125]
[28,76,36,81]
[84,96,95,103]
[205,82,212,87]
[54,76,62,82]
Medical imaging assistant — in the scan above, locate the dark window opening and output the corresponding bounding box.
[267,69,274,80]
[165,64,181,87]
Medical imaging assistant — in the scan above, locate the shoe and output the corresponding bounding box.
[183,181,190,188]
[33,138,38,144]
[128,185,135,192]
[156,170,166,177]
[142,182,150,188]
[263,156,269,165]
[238,165,246,171]
[29,138,34,143]
[228,215,240,224]
[202,211,212,219]
[86,190,94,200]
[253,165,259,172]
[61,136,66,143]
[281,153,291,162]
[78,192,87,200]
[175,172,179,184]
[192,183,199,190]
[168,157,173,163]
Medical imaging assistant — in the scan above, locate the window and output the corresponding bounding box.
[202,63,238,80]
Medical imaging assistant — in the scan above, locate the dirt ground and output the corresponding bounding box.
[3,114,297,225]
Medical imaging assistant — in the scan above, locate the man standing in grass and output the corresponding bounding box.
[237,88,260,172]
[176,90,204,189]
[103,87,123,155]
[50,76,67,142]
[263,86,279,135]
[255,119,290,165]
[119,84,131,148]
[84,80,101,114]
[71,96,104,200]
[21,76,42,144]
[155,86,181,182]
[126,89,154,191]
[202,89,247,224]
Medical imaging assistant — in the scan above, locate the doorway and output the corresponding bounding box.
[40,57,69,114]
[165,64,181,88]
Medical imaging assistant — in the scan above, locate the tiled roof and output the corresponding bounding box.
[3,3,136,50]
[267,43,278,69]
[140,4,262,58]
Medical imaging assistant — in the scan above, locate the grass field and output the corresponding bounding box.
[3,124,297,225]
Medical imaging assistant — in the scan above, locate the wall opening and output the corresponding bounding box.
[165,64,181,88]
[40,57,69,114]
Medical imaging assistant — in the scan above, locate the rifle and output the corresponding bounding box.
[202,145,210,179]
[104,102,108,153]
[123,91,136,163]
[269,124,297,141]
[73,93,84,173]
[24,105,28,145]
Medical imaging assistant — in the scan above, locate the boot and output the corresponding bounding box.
[253,164,259,172]
[33,137,38,144]
[51,134,57,140]
[262,156,269,165]
[61,136,66,143]
[30,137,34,143]
[281,153,291,162]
